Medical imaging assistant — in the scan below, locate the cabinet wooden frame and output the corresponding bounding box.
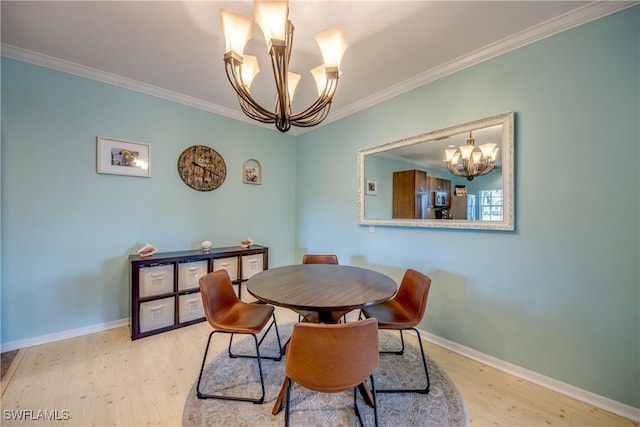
[129,245,269,340]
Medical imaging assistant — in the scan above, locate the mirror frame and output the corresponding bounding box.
[357,111,514,230]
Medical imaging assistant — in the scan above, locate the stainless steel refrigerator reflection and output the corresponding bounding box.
[450,195,476,220]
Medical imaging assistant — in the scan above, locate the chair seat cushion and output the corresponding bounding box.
[216,303,274,334]
[362,300,419,329]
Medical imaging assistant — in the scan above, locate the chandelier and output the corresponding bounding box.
[220,0,348,133]
[444,131,499,181]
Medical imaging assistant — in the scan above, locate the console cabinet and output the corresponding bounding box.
[129,245,268,340]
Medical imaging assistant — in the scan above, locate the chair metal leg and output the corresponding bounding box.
[195,330,215,399]
[379,329,406,355]
[353,386,364,427]
[353,375,378,427]
[231,279,243,300]
[196,329,271,404]
[284,377,293,427]
[287,378,377,427]
[228,313,284,360]
[377,327,430,394]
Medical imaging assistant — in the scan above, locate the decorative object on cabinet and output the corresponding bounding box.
[200,240,213,251]
[219,1,349,133]
[366,178,378,195]
[177,145,227,191]
[243,159,262,184]
[97,136,150,177]
[137,243,158,257]
[240,237,254,248]
[454,186,467,196]
[444,130,499,181]
[129,245,268,340]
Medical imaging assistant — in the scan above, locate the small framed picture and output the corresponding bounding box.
[243,158,261,184]
[366,178,378,195]
[97,137,150,177]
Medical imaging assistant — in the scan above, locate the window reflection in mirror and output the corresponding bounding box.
[358,112,514,231]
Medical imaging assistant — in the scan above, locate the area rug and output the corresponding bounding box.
[183,324,468,426]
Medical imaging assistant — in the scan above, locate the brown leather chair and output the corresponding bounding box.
[283,318,379,426]
[361,268,432,394]
[302,254,339,264]
[196,269,283,404]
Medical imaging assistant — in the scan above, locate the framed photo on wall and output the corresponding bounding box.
[97,137,150,177]
[366,178,378,195]
[243,158,262,184]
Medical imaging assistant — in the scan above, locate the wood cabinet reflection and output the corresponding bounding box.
[427,176,451,206]
[392,169,451,219]
[392,169,426,218]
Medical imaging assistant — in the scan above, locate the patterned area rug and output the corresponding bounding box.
[183,324,468,427]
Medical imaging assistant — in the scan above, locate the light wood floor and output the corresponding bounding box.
[1,308,637,427]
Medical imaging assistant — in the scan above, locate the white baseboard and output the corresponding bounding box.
[420,329,640,423]
[0,318,129,353]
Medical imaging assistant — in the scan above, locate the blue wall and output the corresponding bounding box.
[295,8,639,408]
[1,6,638,410]
[1,58,297,342]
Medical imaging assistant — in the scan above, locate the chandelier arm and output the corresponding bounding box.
[285,20,294,70]
[291,108,330,127]
[465,159,479,177]
[290,77,338,123]
[270,45,290,119]
[290,95,333,127]
[290,98,331,125]
[446,163,464,177]
[224,59,277,122]
[238,97,277,124]
[291,101,329,124]
[265,21,295,132]
[298,111,332,127]
[475,163,496,176]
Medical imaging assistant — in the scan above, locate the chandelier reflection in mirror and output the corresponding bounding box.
[444,131,499,181]
[220,0,348,133]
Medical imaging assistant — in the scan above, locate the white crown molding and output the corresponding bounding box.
[2,1,635,136]
[0,44,268,127]
[421,328,640,423]
[327,1,638,125]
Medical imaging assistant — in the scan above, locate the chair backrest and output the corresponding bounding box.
[285,318,379,393]
[302,254,339,265]
[198,270,241,328]
[394,269,432,326]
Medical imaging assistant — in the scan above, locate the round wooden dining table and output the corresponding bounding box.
[246,264,398,324]
[247,263,398,415]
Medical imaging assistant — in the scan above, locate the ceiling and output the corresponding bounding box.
[376,122,504,173]
[1,1,632,135]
